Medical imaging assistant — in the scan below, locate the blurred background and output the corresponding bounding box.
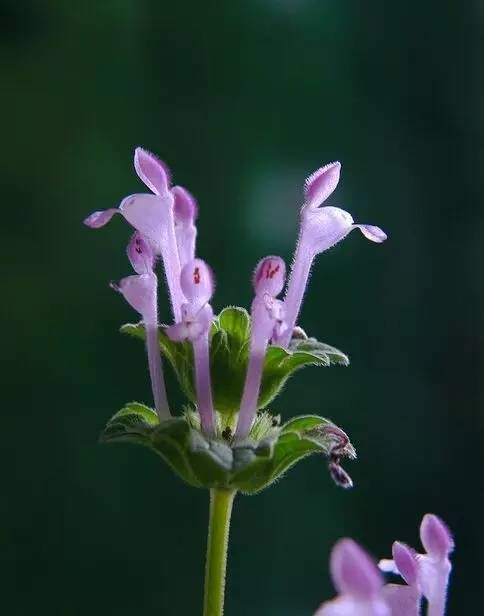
[2,1,482,614]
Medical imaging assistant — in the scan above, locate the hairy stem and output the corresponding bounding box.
[203,489,236,616]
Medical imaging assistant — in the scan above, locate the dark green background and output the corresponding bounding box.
[2,1,482,614]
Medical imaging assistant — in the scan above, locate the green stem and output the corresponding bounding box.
[203,488,236,616]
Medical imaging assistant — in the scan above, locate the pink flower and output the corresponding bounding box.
[166,259,216,435]
[315,539,390,616]
[276,162,386,347]
[111,233,170,420]
[235,256,286,440]
[379,514,454,616]
[84,148,199,322]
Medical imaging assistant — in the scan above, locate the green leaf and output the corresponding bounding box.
[188,431,233,486]
[101,405,356,495]
[209,307,251,413]
[233,415,355,494]
[100,402,159,446]
[288,337,350,366]
[217,306,251,343]
[121,309,349,414]
[281,414,356,459]
[258,339,349,408]
[150,418,203,487]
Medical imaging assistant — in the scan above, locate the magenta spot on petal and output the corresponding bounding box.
[180,258,214,301]
[127,232,154,274]
[253,256,286,297]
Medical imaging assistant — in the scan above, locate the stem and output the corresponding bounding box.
[203,489,236,616]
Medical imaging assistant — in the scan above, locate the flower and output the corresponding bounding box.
[379,514,454,616]
[235,256,286,440]
[84,148,200,322]
[315,539,390,616]
[166,259,216,435]
[317,514,454,616]
[111,233,170,419]
[379,542,421,616]
[276,162,387,347]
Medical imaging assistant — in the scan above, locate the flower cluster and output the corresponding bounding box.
[315,514,454,616]
[84,148,386,441]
